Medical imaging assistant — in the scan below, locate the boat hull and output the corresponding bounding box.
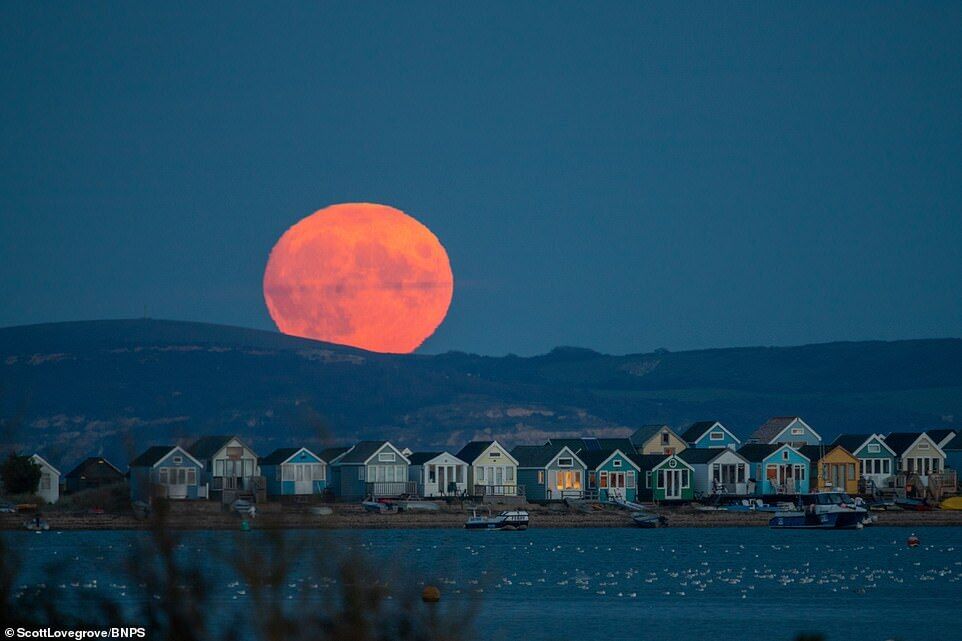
[769,510,863,530]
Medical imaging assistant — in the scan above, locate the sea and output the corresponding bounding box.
[6,527,962,641]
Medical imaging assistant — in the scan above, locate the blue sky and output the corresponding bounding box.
[2,3,960,355]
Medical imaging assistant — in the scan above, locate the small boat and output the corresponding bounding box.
[769,492,866,530]
[895,498,934,511]
[362,501,397,513]
[465,509,529,530]
[231,499,255,515]
[309,506,333,516]
[24,518,49,531]
[631,512,667,528]
[940,496,962,511]
[391,500,440,512]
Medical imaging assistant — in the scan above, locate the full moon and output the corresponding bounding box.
[263,203,454,353]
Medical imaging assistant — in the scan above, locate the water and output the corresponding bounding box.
[7,527,962,641]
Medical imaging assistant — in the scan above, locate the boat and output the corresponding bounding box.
[464,508,528,530]
[631,511,667,528]
[362,500,397,513]
[940,496,962,511]
[24,518,49,531]
[769,492,867,530]
[391,500,440,512]
[895,498,934,511]
[309,506,333,516]
[231,499,256,515]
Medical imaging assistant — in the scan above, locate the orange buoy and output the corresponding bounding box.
[422,585,441,603]
[907,535,920,548]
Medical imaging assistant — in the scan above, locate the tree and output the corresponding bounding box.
[0,453,42,495]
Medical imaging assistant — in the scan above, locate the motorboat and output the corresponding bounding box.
[631,511,667,528]
[465,508,528,530]
[769,492,866,530]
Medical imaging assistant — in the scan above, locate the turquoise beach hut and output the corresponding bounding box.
[260,447,328,497]
[580,449,640,503]
[680,420,741,450]
[737,443,810,495]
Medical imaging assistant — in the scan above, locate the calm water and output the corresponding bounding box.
[7,527,962,641]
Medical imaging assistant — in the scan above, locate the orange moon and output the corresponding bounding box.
[263,203,454,353]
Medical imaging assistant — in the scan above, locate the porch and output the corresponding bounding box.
[366,481,418,498]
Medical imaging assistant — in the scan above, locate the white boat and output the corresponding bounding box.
[231,499,255,516]
[362,500,398,513]
[465,508,529,530]
[769,492,867,530]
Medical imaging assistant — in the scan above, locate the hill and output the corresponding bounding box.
[1,319,961,470]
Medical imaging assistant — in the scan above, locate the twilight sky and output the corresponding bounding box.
[1,4,960,356]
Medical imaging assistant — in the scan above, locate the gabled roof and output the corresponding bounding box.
[737,443,795,463]
[318,446,350,463]
[335,441,409,465]
[631,453,671,473]
[130,445,204,469]
[750,417,820,444]
[188,435,256,460]
[927,429,957,447]
[797,445,854,463]
[259,447,324,466]
[511,444,584,469]
[630,424,674,446]
[944,433,962,451]
[678,448,747,465]
[65,457,124,479]
[832,433,895,457]
[455,440,517,465]
[680,421,740,444]
[548,437,635,455]
[580,448,640,471]
[30,454,60,475]
[884,432,946,457]
[406,451,466,466]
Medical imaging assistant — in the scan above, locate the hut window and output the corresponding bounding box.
[712,464,720,482]
[478,467,485,482]
[661,432,670,445]
[645,471,651,488]
[214,460,225,477]
[710,431,724,441]
[782,451,789,460]
[358,467,365,480]
[868,444,880,453]
[737,464,745,482]
[655,471,663,489]
[282,465,295,481]
[227,446,243,459]
[172,456,183,464]
[626,471,636,488]
[882,459,890,473]
[588,471,596,488]
[791,427,804,436]
[848,463,856,478]
[187,468,196,485]
[428,465,436,482]
[558,457,573,468]
[932,458,940,473]
[378,452,396,462]
[919,442,930,450]
[681,470,689,488]
[456,466,464,483]
[40,474,51,490]
[599,471,608,488]
[613,459,622,468]
[537,471,544,484]
[313,464,325,480]
[159,468,169,485]
[506,467,515,482]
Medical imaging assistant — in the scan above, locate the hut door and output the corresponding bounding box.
[294,464,312,494]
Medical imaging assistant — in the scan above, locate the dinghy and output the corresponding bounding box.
[631,512,667,528]
[465,509,528,530]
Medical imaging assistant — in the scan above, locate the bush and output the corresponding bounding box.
[0,453,41,495]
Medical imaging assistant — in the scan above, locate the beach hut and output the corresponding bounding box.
[678,447,751,495]
[927,429,958,449]
[832,434,896,491]
[259,447,328,497]
[64,457,124,493]
[629,425,687,455]
[884,432,947,487]
[455,441,521,498]
[407,451,468,497]
[129,445,207,502]
[748,417,821,447]
[635,454,696,503]
[30,454,61,504]
[944,433,962,473]
[580,448,640,503]
[188,435,261,502]
[329,441,412,500]
[512,443,586,501]
[737,444,810,495]
[798,445,859,495]
[679,421,741,450]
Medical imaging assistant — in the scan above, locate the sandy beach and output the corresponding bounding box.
[4,502,962,531]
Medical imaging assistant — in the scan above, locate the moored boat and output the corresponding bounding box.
[940,496,962,511]
[895,498,934,511]
[769,492,866,530]
[631,511,667,528]
[465,509,529,530]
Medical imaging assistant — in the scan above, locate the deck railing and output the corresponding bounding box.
[477,484,525,497]
[366,481,418,498]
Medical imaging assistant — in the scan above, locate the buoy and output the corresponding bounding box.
[907,535,919,548]
[422,585,441,603]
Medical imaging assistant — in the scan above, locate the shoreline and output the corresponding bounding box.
[5,504,962,531]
